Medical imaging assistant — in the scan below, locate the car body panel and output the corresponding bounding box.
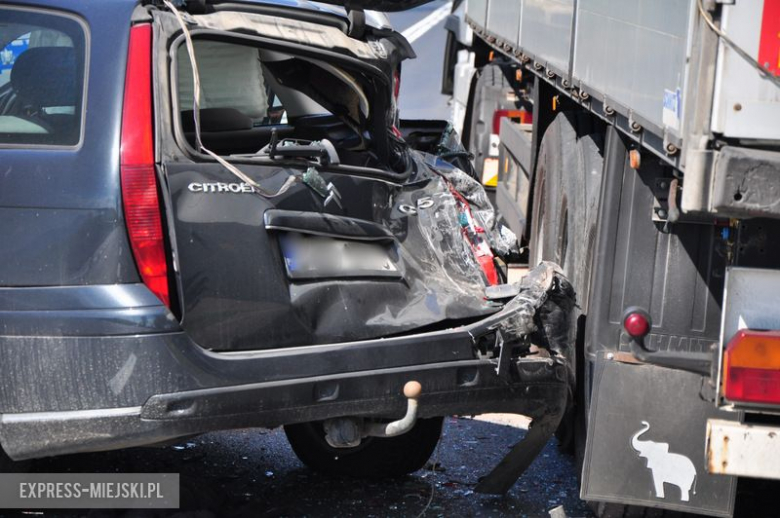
[155,10,515,351]
[165,158,500,351]
[195,0,435,14]
[0,1,139,287]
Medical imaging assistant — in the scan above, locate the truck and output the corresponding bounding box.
[444,0,780,516]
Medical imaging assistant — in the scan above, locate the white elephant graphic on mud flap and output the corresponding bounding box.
[630,421,697,501]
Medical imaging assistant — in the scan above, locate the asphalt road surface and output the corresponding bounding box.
[14,416,591,518]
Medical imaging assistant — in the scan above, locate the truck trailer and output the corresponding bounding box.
[444,0,780,516]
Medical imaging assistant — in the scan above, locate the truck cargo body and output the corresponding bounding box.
[446,0,780,516]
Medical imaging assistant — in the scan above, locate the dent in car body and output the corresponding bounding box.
[166,149,517,351]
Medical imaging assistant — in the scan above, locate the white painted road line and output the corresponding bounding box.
[400,2,451,45]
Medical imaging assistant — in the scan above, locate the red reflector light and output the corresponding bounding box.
[492,109,529,135]
[724,329,780,405]
[121,24,170,307]
[623,312,650,338]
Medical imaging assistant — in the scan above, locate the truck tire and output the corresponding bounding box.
[284,417,443,479]
[531,114,679,518]
[466,64,516,181]
[528,112,603,453]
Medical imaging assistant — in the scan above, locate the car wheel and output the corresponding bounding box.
[284,417,443,479]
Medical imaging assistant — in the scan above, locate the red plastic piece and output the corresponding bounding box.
[624,312,650,338]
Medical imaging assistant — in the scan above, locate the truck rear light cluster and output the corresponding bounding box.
[120,24,170,307]
[723,329,780,405]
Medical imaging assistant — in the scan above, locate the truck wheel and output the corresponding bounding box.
[528,112,603,453]
[284,417,443,478]
[466,64,516,181]
[531,114,671,518]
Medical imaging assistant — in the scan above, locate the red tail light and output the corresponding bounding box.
[120,24,170,307]
[723,329,780,405]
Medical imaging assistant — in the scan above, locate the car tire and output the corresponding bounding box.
[284,417,443,479]
[528,112,603,453]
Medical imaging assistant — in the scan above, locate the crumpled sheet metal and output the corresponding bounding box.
[155,9,411,80]
[167,155,505,351]
[157,12,523,350]
[173,11,380,59]
[471,262,576,359]
[422,143,518,257]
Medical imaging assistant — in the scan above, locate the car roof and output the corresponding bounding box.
[220,0,345,16]
[5,0,391,33]
[5,0,338,17]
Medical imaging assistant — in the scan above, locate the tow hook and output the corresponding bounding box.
[365,381,422,438]
[323,381,422,448]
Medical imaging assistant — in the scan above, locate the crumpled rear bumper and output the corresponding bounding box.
[0,264,574,469]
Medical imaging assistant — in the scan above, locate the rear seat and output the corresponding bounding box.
[1,46,79,141]
[181,108,293,154]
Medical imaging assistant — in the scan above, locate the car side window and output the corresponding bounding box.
[0,7,86,147]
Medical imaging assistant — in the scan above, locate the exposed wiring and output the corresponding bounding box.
[697,0,780,89]
[162,0,300,197]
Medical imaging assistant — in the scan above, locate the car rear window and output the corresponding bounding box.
[176,38,338,155]
[0,7,86,147]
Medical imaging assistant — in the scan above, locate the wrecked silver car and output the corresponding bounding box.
[0,0,572,492]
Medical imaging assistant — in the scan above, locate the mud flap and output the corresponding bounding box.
[581,354,740,517]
